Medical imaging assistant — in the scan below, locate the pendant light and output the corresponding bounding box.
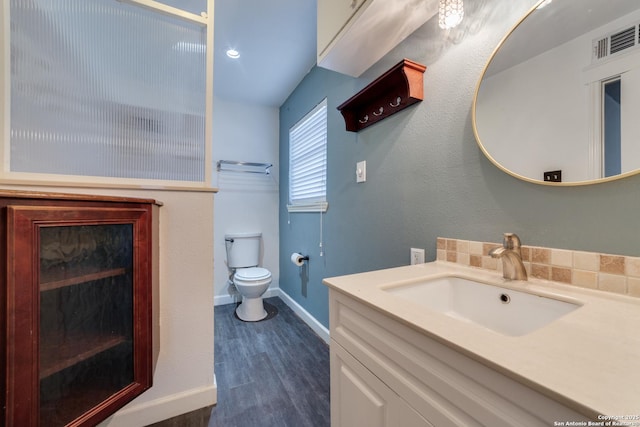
[438,0,464,30]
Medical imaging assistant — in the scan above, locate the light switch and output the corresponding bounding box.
[356,160,366,183]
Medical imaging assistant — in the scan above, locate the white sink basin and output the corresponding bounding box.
[384,275,581,336]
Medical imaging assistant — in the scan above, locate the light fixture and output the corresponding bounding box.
[438,0,464,30]
[226,48,240,59]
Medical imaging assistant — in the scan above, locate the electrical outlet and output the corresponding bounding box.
[543,170,562,182]
[410,248,425,265]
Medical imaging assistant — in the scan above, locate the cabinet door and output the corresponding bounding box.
[331,343,433,427]
[6,205,153,427]
[317,0,367,56]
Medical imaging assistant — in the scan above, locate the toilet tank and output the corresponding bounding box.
[225,232,261,268]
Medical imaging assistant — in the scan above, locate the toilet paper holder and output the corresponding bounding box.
[291,252,309,266]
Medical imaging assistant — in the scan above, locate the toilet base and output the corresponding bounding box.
[236,297,267,322]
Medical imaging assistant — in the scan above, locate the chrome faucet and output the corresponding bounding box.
[489,233,528,281]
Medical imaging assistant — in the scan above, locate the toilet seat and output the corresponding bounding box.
[233,267,272,288]
[234,267,271,281]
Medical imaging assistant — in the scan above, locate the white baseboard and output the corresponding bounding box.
[277,289,330,345]
[214,292,238,306]
[100,384,217,427]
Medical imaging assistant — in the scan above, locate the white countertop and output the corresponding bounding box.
[323,261,640,418]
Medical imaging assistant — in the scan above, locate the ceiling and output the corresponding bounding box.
[213,0,318,107]
[158,0,640,107]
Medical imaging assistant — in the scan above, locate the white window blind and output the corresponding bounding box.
[288,99,328,212]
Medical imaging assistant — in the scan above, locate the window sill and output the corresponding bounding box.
[0,173,218,194]
[287,202,328,213]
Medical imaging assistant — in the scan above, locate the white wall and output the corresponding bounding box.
[0,184,216,426]
[621,66,640,173]
[477,35,591,182]
[212,97,280,305]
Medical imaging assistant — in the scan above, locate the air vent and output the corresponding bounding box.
[610,27,635,54]
[593,37,609,60]
[592,24,639,63]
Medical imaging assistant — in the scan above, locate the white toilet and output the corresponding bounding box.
[225,232,272,321]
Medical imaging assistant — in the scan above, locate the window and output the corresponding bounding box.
[288,99,328,212]
[2,0,213,187]
[603,77,621,177]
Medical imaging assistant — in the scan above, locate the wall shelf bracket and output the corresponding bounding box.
[337,59,427,132]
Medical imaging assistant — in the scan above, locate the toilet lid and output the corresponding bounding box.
[235,267,271,281]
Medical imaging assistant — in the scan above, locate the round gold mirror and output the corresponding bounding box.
[473,0,640,185]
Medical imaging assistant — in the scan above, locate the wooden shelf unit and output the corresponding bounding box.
[40,334,128,379]
[337,59,426,132]
[40,266,129,292]
[2,191,157,427]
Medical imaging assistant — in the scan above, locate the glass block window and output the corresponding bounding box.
[9,0,207,182]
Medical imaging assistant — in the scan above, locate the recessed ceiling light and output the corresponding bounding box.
[226,49,240,59]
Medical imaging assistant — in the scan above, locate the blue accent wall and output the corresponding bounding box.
[279,0,640,328]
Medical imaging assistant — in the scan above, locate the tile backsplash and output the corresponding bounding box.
[436,237,640,298]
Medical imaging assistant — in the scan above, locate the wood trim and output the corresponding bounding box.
[6,206,40,425]
[0,189,162,205]
[0,176,218,195]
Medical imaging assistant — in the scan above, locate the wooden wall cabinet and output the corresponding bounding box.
[2,191,158,427]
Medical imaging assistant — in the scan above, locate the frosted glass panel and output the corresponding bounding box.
[156,0,207,15]
[10,0,206,181]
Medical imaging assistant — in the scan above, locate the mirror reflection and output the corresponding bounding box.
[474,0,640,184]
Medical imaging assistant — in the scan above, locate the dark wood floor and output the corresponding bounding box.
[208,297,330,427]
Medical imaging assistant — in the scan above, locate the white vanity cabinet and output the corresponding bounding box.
[317,0,438,77]
[332,343,433,427]
[329,289,591,427]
